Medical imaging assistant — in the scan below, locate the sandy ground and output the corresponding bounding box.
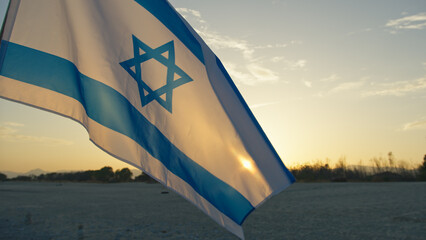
[0,182,425,240]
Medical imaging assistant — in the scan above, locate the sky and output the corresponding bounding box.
[0,0,425,172]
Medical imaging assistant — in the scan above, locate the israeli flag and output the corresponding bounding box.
[0,0,295,238]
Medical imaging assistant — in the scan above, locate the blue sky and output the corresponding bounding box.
[1,0,425,172]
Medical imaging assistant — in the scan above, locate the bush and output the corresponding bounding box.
[290,156,419,182]
[114,168,133,182]
[418,155,426,181]
[0,173,7,181]
[94,166,115,182]
[13,175,33,181]
[135,172,157,183]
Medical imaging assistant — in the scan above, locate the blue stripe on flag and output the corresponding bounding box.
[0,41,253,224]
[215,57,296,184]
[135,0,204,64]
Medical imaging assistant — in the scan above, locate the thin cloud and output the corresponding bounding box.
[291,59,307,69]
[330,81,365,93]
[281,59,307,70]
[386,12,426,31]
[223,62,279,85]
[347,28,373,36]
[271,56,284,63]
[176,8,255,60]
[329,76,371,93]
[254,43,288,49]
[175,8,205,24]
[315,77,370,97]
[247,63,279,82]
[198,30,255,59]
[303,80,312,88]
[176,8,202,18]
[3,122,25,127]
[223,62,256,85]
[314,92,325,98]
[364,76,426,97]
[270,57,307,71]
[403,118,426,130]
[0,126,18,135]
[249,101,280,109]
[176,7,293,85]
[0,123,73,146]
[321,73,340,82]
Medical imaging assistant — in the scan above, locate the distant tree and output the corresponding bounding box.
[0,173,7,181]
[418,155,426,181]
[94,166,114,182]
[76,171,94,182]
[114,168,133,182]
[37,173,45,181]
[13,175,32,181]
[44,172,60,181]
[134,172,157,183]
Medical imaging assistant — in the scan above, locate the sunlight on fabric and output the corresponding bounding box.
[240,157,254,172]
[236,154,257,175]
[229,147,257,174]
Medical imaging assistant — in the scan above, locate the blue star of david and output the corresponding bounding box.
[120,35,193,113]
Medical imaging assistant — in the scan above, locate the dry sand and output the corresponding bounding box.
[0,182,425,239]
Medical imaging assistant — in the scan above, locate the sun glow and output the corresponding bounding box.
[239,156,256,173]
[230,147,257,173]
[242,159,252,170]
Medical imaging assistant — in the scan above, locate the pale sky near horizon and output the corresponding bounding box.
[0,0,425,172]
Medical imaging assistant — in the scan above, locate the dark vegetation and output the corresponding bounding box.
[1,153,425,183]
[418,154,426,181]
[1,166,156,183]
[0,172,7,182]
[291,153,426,182]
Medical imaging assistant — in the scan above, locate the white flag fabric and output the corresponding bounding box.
[0,0,295,238]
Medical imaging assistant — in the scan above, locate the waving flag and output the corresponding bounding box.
[0,0,295,238]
